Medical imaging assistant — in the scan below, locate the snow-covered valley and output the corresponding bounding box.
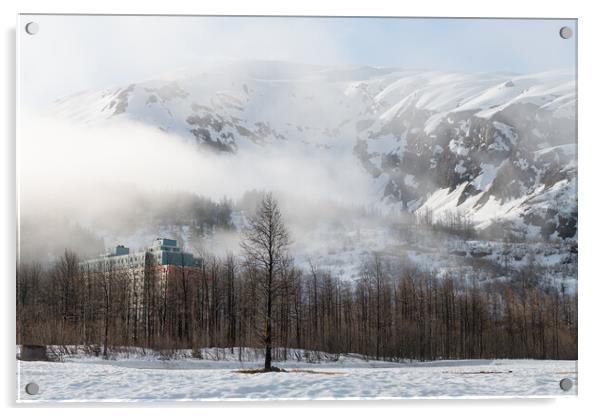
[16,17,579,405]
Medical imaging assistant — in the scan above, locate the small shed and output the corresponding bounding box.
[20,345,49,361]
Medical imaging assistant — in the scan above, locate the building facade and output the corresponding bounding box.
[80,238,204,344]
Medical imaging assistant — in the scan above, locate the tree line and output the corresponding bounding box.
[17,195,577,364]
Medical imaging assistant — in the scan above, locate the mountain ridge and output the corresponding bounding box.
[52,60,577,241]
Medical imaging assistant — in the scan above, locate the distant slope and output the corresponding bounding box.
[53,60,577,240]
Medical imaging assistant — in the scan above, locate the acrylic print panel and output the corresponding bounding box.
[16,14,577,402]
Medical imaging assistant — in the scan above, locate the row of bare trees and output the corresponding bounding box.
[17,195,577,364]
[15,255,578,361]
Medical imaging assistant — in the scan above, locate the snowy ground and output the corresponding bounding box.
[16,350,577,402]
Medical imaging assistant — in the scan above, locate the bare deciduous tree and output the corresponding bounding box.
[240,193,290,371]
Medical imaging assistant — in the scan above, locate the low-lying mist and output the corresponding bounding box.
[18,117,386,263]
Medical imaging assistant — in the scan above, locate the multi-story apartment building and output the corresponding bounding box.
[80,238,203,343]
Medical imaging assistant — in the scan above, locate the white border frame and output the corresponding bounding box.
[2,1,600,415]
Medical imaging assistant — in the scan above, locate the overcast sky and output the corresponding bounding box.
[19,15,576,107]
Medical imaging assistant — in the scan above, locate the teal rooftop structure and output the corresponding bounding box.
[81,238,200,270]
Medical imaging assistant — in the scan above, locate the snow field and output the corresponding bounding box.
[17,357,577,401]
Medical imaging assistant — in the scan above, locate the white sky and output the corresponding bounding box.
[18,15,576,108]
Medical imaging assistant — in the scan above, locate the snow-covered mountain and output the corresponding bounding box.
[53,60,577,240]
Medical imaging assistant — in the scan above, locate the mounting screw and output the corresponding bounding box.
[25,22,39,35]
[559,26,573,39]
[559,378,573,391]
[25,382,39,395]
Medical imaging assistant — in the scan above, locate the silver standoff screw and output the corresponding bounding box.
[25,22,39,35]
[559,26,573,39]
[25,382,39,395]
[559,378,573,391]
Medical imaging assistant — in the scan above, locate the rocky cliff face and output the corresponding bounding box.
[356,100,576,240]
[53,61,577,240]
